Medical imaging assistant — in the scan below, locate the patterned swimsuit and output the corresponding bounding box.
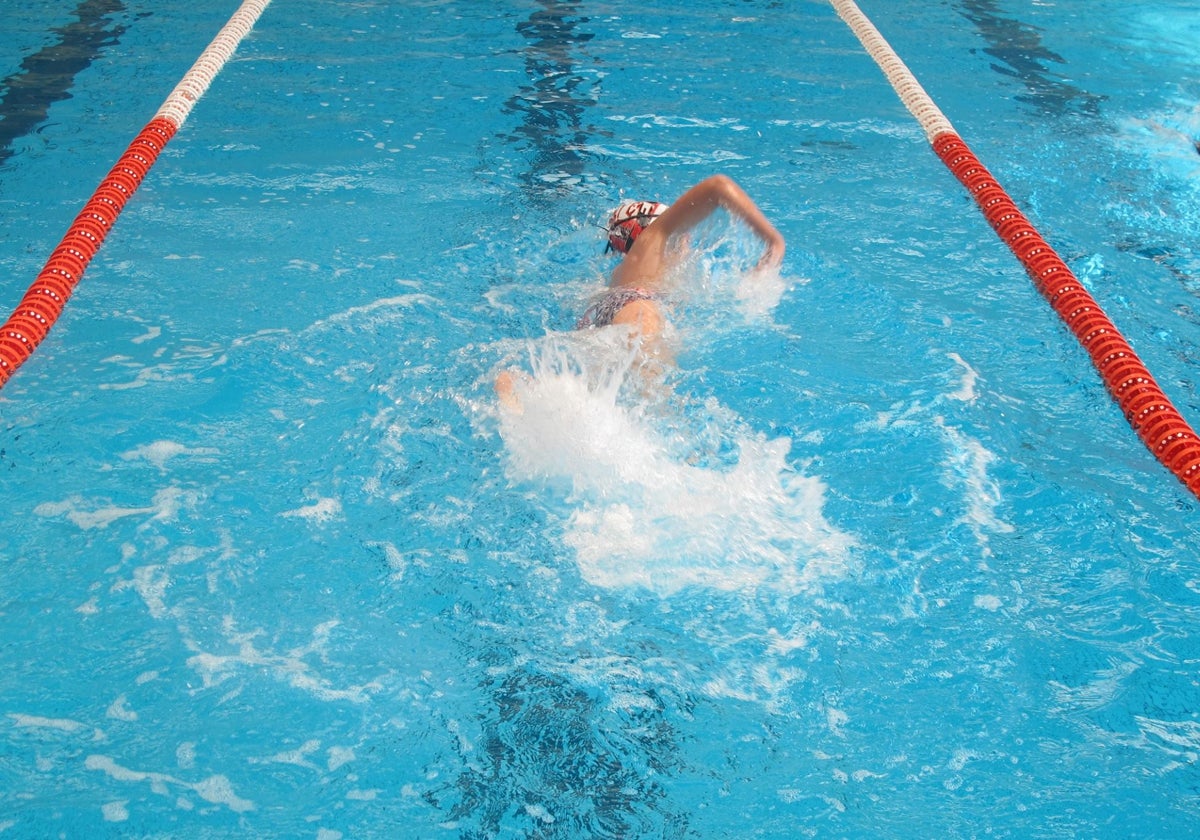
[575,287,657,329]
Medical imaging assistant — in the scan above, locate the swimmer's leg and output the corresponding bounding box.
[611,298,674,376]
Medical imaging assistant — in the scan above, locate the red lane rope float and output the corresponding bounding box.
[933,135,1200,492]
[830,0,1200,498]
[0,0,272,390]
[0,119,176,385]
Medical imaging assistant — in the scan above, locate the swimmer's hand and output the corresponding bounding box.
[755,234,786,273]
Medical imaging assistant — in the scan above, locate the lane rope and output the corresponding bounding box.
[829,0,1200,498]
[0,0,273,389]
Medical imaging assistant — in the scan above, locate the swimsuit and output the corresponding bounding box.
[576,287,658,329]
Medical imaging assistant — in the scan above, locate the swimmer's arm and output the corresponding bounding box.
[656,175,786,270]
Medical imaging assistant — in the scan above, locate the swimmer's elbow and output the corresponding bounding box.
[770,232,786,260]
[701,174,739,200]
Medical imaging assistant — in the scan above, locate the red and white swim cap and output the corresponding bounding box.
[606,200,669,254]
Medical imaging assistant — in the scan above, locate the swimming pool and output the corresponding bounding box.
[2,0,1198,836]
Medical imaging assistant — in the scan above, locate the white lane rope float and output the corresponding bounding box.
[0,0,273,389]
[829,0,1200,499]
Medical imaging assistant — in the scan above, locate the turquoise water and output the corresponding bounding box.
[1,1,1199,837]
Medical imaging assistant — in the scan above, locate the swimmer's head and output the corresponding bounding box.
[606,200,669,254]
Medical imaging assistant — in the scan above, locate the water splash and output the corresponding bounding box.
[497,331,854,596]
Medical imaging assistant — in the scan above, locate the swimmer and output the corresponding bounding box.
[496,174,785,408]
[579,174,785,346]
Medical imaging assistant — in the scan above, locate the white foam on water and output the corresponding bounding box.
[184,618,380,704]
[497,332,854,596]
[861,354,1013,560]
[250,738,322,770]
[1136,716,1200,755]
[101,801,129,822]
[119,440,219,471]
[280,496,343,524]
[935,417,1014,556]
[525,803,555,824]
[301,293,441,335]
[130,565,170,619]
[76,597,101,616]
[176,742,196,769]
[84,755,254,813]
[131,326,161,345]
[106,695,138,722]
[33,487,194,531]
[8,713,86,732]
[327,746,355,771]
[945,353,979,403]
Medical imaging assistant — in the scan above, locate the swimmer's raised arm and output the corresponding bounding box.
[652,175,786,271]
[611,175,785,288]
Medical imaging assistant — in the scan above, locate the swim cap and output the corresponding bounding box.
[606,200,669,254]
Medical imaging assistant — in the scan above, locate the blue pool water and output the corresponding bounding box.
[2,0,1199,836]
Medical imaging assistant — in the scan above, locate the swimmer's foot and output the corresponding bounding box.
[494,369,524,414]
